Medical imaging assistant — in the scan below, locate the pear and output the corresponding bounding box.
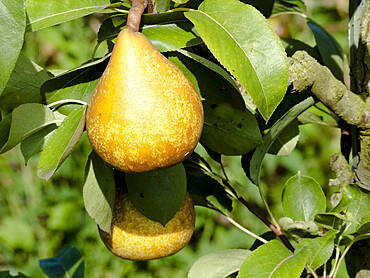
[86,28,204,172]
[98,190,195,261]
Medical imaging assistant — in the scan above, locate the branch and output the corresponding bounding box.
[289,50,370,190]
[127,0,149,32]
[238,197,295,252]
[288,51,370,130]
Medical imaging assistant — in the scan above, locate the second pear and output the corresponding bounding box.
[86,28,204,173]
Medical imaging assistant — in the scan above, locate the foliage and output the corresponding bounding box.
[1,0,369,278]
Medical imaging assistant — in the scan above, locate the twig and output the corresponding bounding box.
[127,0,149,32]
[226,216,268,244]
[237,196,295,252]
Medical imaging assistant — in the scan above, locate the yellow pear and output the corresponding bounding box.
[86,28,204,173]
[99,189,195,261]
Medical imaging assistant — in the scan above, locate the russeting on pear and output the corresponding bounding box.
[86,28,204,172]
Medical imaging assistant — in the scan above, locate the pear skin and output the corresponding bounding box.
[99,191,195,261]
[86,28,204,172]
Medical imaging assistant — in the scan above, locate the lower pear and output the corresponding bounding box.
[99,189,195,261]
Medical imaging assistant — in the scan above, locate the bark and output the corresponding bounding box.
[288,50,370,190]
[288,51,370,130]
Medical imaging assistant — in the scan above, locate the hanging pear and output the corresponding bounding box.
[99,189,195,261]
[86,28,204,172]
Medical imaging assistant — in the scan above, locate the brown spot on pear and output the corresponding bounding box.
[98,190,195,261]
[86,28,204,172]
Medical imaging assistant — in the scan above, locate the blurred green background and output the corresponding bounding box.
[0,1,347,277]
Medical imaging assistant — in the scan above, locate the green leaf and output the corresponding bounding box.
[41,55,109,115]
[307,19,344,82]
[246,96,315,185]
[83,151,115,233]
[237,239,308,278]
[125,163,187,226]
[282,172,326,222]
[97,14,127,43]
[156,0,171,12]
[352,222,370,239]
[272,0,306,16]
[0,0,26,96]
[332,184,370,234]
[201,102,263,155]
[97,11,190,43]
[188,249,251,278]
[168,51,245,110]
[0,103,59,154]
[0,114,12,151]
[0,217,35,251]
[175,49,257,112]
[187,174,233,212]
[20,124,57,164]
[268,119,299,156]
[0,54,51,112]
[183,151,214,176]
[142,23,202,52]
[25,0,110,32]
[185,0,289,120]
[296,231,337,270]
[37,105,86,181]
[39,245,83,278]
[314,212,351,231]
[168,51,262,155]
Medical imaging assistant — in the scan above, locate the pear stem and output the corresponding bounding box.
[127,0,149,32]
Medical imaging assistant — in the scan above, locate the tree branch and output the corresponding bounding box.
[238,197,295,252]
[127,0,149,32]
[289,50,370,190]
[288,51,370,130]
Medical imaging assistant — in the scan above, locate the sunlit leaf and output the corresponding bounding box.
[20,124,57,164]
[25,0,110,31]
[332,184,370,234]
[0,54,51,112]
[0,104,59,154]
[185,0,289,120]
[296,231,337,270]
[0,0,26,96]
[282,172,326,222]
[42,55,109,115]
[188,249,251,278]
[38,105,86,180]
[238,239,307,278]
